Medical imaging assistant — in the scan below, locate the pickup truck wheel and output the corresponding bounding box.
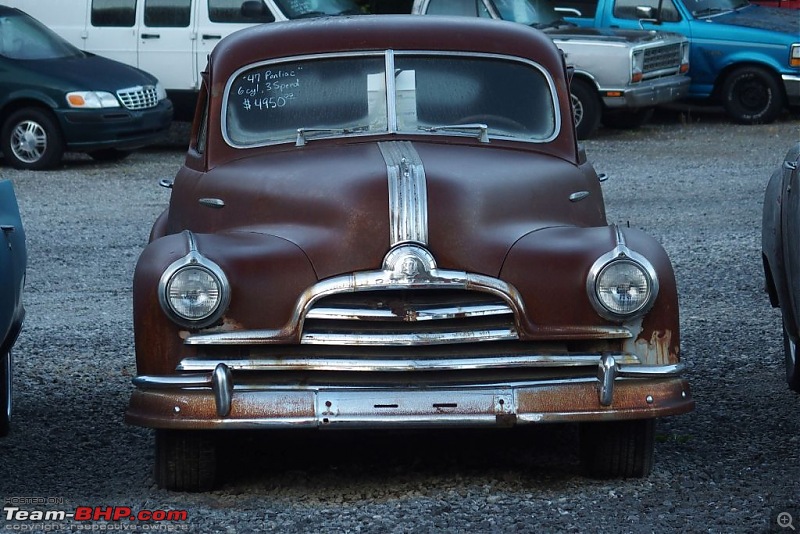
[569,79,601,140]
[721,66,784,125]
[154,430,217,491]
[0,350,11,437]
[602,108,654,130]
[783,327,800,392]
[88,149,131,162]
[1,108,64,170]
[579,419,655,478]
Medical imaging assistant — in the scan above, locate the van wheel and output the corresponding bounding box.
[154,430,217,491]
[579,419,655,478]
[0,350,11,437]
[1,108,64,170]
[721,66,784,125]
[570,78,601,140]
[89,149,131,162]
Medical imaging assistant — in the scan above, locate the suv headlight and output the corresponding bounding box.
[791,44,800,68]
[159,252,230,328]
[587,247,658,321]
[156,82,168,101]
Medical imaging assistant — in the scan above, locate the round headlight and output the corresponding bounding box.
[594,259,653,317]
[166,266,222,320]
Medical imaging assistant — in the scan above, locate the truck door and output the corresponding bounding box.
[85,0,140,67]
[195,0,276,86]
[138,0,196,91]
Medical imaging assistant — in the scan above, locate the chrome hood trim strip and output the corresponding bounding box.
[379,141,428,246]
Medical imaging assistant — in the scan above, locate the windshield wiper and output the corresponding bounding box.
[418,124,489,143]
[295,125,369,146]
[691,7,729,16]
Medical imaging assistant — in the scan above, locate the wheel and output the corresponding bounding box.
[569,78,602,140]
[0,350,11,437]
[783,327,800,392]
[154,430,217,491]
[88,149,131,162]
[602,108,654,130]
[1,108,64,170]
[579,419,655,478]
[721,66,784,125]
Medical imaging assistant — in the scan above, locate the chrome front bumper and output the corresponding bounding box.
[783,74,800,106]
[126,355,694,430]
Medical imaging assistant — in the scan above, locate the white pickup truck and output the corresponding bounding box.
[410,0,691,137]
[4,0,364,119]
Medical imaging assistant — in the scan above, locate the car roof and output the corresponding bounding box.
[209,14,566,80]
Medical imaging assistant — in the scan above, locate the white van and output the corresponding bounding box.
[5,0,364,118]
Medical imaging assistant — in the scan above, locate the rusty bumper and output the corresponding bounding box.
[126,359,693,430]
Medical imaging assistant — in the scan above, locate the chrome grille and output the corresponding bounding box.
[643,43,683,76]
[302,289,518,346]
[116,85,159,110]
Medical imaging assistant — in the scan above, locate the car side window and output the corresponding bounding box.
[91,0,137,27]
[612,0,681,21]
[208,0,276,23]
[144,0,191,27]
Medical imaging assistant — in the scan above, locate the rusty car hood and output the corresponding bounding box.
[170,140,605,280]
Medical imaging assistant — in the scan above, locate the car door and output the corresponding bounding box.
[85,0,140,67]
[138,0,196,90]
[782,148,800,330]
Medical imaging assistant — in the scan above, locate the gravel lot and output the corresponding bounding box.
[0,109,798,533]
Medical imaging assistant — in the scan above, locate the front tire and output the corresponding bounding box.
[783,327,800,392]
[579,419,655,478]
[1,108,64,170]
[154,430,217,491]
[721,66,784,125]
[569,78,602,140]
[0,350,11,437]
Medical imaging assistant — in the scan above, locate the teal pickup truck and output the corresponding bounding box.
[559,0,800,123]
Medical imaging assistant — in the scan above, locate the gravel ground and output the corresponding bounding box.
[0,109,798,533]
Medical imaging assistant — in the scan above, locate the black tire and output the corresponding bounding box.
[0,350,10,437]
[569,78,602,140]
[602,108,654,130]
[783,327,800,392]
[1,108,64,170]
[154,430,218,491]
[88,149,131,162]
[721,66,784,125]
[579,419,655,478]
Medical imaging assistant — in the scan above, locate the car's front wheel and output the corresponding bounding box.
[721,66,784,125]
[569,78,602,140]
[154,430,218,491]
[783,327,800,392]
[1,108,65,170]
[579,419,655,478]
[0,350,12,437]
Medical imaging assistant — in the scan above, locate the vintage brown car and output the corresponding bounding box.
[126,15,694,491]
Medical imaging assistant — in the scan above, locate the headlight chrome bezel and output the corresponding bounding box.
[587,245,659,321]
[158,251,230,329]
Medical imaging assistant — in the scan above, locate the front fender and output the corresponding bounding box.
[133,230,318,375]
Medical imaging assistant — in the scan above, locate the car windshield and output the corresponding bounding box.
[490,0,566,26]
[274,0,362,18]
[683,0,750,16]
[0,11,82,60]
[224,52,558,147]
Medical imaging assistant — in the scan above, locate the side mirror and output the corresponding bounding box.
[635,5,658,20]
[241,0,266,18]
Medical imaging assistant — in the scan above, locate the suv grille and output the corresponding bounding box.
[643,43,683,77]
[116,85,159,110]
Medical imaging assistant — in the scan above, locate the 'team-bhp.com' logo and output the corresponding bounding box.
[4,498,189,531]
